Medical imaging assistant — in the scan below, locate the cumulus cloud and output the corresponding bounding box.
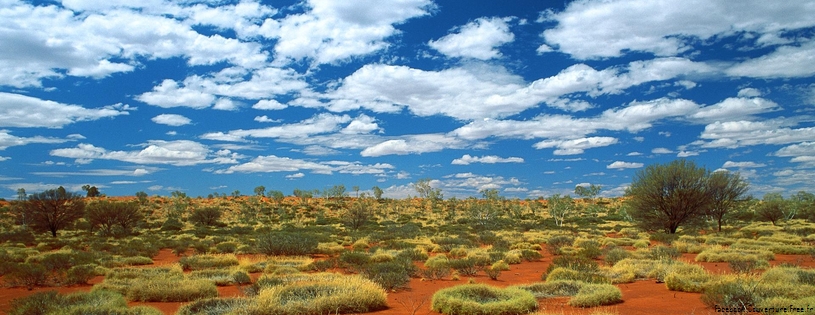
[0,93,128,128]
[201,113,352,142]
[0,1,271,87]
[152,114,191,126]
[542,0,815,60]
[50,140,235,166]
[534,137,618,155]
[698,120,815,149]
[607,161,644,169]
[0,130,69,150]
[451,154,524,165]
[726,41,815,78]
[429,17,514,60]
[262,0,436,65]
[360,134,466,157]
[722,161,766,168]
[215,155,393,175]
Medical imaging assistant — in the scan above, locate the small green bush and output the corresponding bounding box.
[516,280,583,298]
[249,274,387,315]
[179,254,239,270]
[8,290,162,315]
[66,264,99,285]
[176,297,252,315]
[339,250,371,269]
[256,232,318,256]
[126,278,218,302]
[5,263,49,289]
[647,245,680,260]
[546,235,574,255]
[603,248,631,265]
[567,283,623,307]
[664,263,711,293]
[431,284,537,315]
[363,261,410,291]
[701,275,759,312]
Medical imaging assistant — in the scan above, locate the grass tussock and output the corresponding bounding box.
[664,263,711,293]
[695,245,774,263]
[9,290,163,315]
[515,280,584,298]
[567,283,623,307]
[247,274,387,315]
[179,254,239,270]
[125,278,218,302]
[176,297,253,315]
[431,284,537,315]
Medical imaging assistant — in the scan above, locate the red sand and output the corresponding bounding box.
[4,247,814,315]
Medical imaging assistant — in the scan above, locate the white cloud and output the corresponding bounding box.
[151,114,192,126]
[254,116,280,123]
[0,92,128,128]
[726,41,815,78]
[0,130,70,150]
[690,97,778,122]
[299,145,341,156]
[137,80,215,109]
[534,136,618,155]
[0,2,271,87]
[213,98,239,111]
[253,99,287,110]
[607,161,644,169]
[699,120,815,149]
[722,161,766,168]
[340,114,380,134]
[627,152,642,156]
[215,155,392,175]
[737,88,762,98]
[286,172,305,179]
[360,134,465,157]
[451,154,524,165]
[542,0,815,59]
[50,140,232,166]
[201,113,352,141]
[428,17,514,60]
[32,167,156,177]
[651,147,673,154]
[262,0,436,65]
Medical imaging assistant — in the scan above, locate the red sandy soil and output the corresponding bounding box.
[4,247,815,315]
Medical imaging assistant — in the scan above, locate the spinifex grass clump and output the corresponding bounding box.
[94,265,218,302]
[246,274,387,315]
[516,280,584,298]
[179,253,239,270]
[431,284,537,315]
[568,283,623,307]
[8,290,162,315]
[176,297,253,315]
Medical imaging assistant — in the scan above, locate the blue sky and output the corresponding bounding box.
[1,0,815,199]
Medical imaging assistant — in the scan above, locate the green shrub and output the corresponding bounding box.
[422,255,452,280]
[176,297,252,315]
[647,245,680,260]
[729,259,761,274]
[248,274,387,315]
[546,255,599,274]
[575,239,602,259]
[189,269,239,286]
[567,283,623,307]
[66,264,99,285]
[431,284,537,315]
[701,275,759,312]
[516,280,584,298]
[546,235,574,255]
[126,278,218,302]
[664,264,711,293]
[8,290,161,315]
[603,248,630,265]
[5,263,49,289]
[696,246,774,263]
[363,261,410,291]
[256,232,318,256]
[339,250,371,270]
[215,241,239,254]
[308,259,336,272]
[672,240,705,254]
[449,257,480,276]
[179,254,239,270]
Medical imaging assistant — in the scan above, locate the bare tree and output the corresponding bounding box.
[20,186,85,237]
